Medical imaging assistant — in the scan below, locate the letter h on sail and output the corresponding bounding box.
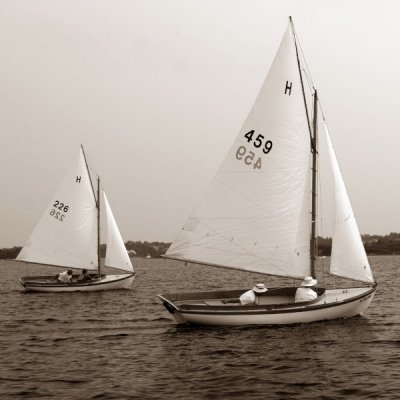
[285,81,292,95]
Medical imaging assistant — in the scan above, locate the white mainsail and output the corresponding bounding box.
[17,148,98,270]
[324,123,374,283]
[103,192,134,272]
[166,24,312,279]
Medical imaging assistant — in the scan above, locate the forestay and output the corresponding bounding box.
[324,123,374,283]
[103,192,134,272]
[17,148,98,270]
[166,24,312,279]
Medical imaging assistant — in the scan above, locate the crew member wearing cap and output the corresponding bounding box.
[239,283,268,305]
[295,276,318,303]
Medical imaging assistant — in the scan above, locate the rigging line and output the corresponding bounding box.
[81,145,100,207]
[317,96,328,122]
[80,142,99,178]
[309,91,318,154]
[291,21,315,91]
[291,20,312,143]
[302,67,314,95]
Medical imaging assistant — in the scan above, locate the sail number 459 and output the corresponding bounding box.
[236,130,273,170]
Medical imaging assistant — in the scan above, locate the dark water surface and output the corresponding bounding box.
[1,256,399,399]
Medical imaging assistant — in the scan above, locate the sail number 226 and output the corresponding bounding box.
[235,130,273,170]
[49,200,69,222]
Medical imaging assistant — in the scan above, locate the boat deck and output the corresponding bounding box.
[160,286,375,311]
[20,274,102,286]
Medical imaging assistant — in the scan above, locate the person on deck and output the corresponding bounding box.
[78,268,92,283]
[57,269,73,284]
[295,276,318,302]
[239,283,268,305]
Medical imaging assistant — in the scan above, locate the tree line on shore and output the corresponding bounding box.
[1,241,171,260]
[318,232,400,256]
[3,233,400,260]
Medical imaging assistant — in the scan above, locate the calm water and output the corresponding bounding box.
[1,256,399,399]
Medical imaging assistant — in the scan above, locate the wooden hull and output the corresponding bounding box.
[20,273,135,292]
[158,286,376,326]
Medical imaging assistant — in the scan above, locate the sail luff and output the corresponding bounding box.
[290,17,313,140]
[81,144,98,208]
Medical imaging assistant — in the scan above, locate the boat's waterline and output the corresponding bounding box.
[158,286,376,326]
[20,273,135,292]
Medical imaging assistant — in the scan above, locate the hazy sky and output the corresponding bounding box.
[1,0,400,247]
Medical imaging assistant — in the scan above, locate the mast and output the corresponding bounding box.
[97,176,101,277]
[310,90,318,277]
[290,16,317,277]
[81,144,101,275]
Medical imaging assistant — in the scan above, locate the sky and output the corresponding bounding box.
[1,0,400,247]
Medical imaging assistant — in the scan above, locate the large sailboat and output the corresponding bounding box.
[18,146,135,292]
[158,18,376,325]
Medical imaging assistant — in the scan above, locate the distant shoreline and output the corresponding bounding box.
[3,234,400,259]
[0,241,171,260]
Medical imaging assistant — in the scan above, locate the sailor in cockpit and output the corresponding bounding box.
[295,276,317,302]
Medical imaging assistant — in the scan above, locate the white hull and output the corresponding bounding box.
[159,286,376,326]
[20,273,135,292]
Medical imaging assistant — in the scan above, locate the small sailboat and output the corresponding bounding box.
[158,18,376,325]
[18,146,135,292]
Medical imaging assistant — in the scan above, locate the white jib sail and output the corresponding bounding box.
[324,123,374,283]
[17,148,98,270]
[103,192,134,273]
[166,24,312,279]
